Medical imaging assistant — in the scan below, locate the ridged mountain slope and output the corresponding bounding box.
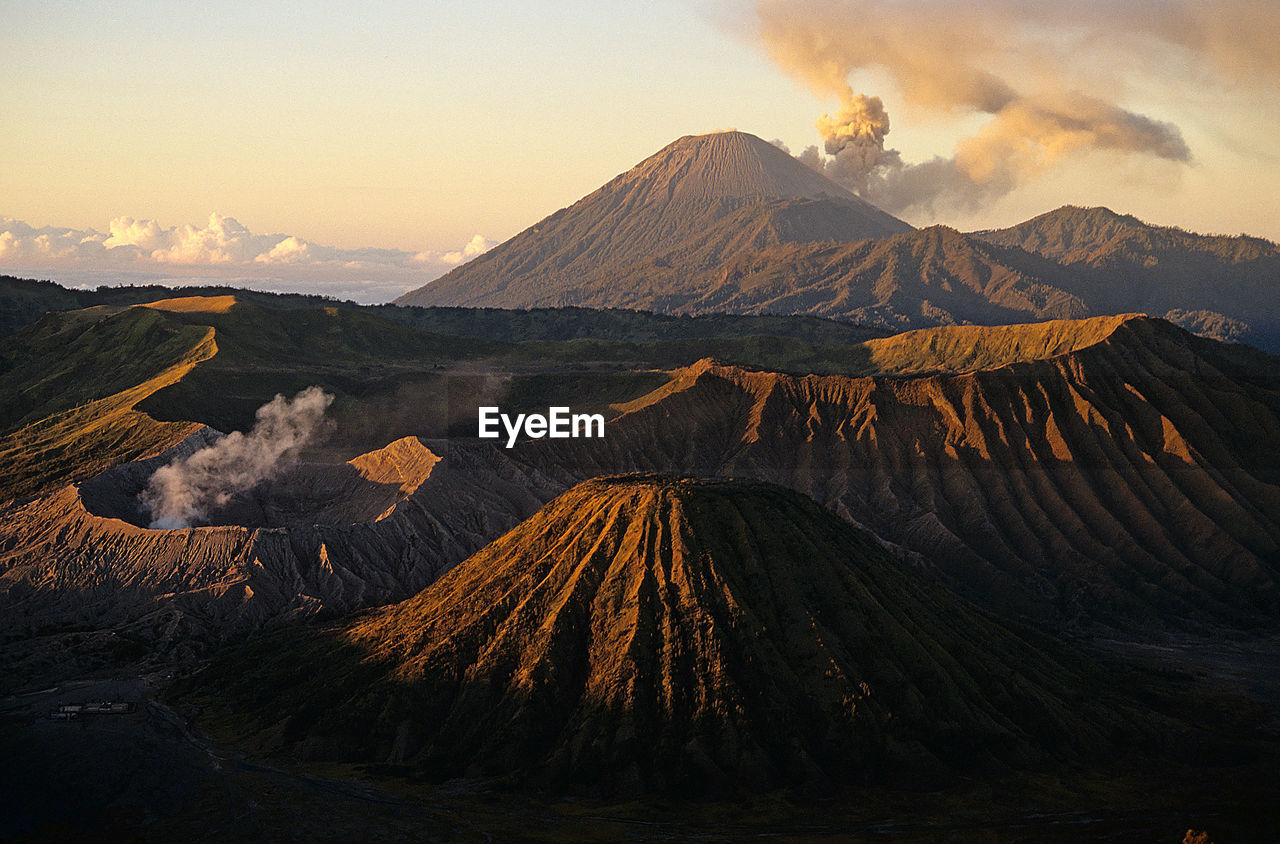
[184,476,1146,795]
[517,317,1280,630]
[975,206,1280,347]
[396,131,911,308]
[5,315,1276,681]
[638,224,1093,331]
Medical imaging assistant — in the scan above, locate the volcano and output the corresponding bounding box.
[396,131,912,308]
[396,133,1280,350]
[186,475,1146,795]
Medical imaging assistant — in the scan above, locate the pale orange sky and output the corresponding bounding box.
[3,0,1278,301]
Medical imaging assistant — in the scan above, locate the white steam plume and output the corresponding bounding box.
[141,386,335,529]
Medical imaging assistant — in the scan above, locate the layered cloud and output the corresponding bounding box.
[0,214,496,304]
[755,0,1279,216]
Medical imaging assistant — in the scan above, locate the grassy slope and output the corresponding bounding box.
[0,312,217,502]
[0,306,216,431]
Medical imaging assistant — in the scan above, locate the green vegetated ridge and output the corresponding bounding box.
[0,305,217,502]
[0,305,212,430]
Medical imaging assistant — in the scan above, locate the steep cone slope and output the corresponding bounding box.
[397,131,911,308]
[517,316,1280,631]
[596,130,862,204]
[187,475,1148,795]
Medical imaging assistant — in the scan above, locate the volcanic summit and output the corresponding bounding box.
[396,131,912,308]
[186,475,1140,795]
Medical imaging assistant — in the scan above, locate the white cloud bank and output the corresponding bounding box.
[0,213,497,304]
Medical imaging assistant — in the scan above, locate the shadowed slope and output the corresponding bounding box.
[975,206,1280,347]
[184,476,1148,795]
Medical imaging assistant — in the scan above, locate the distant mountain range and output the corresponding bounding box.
[974,205,1280,344]
[398,131,1280,351]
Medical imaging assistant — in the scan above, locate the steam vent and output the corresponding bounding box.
[79,434,438,529]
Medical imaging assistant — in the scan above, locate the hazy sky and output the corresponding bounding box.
[4,0,1278,301]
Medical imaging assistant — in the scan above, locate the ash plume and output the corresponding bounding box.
[141,386,335,529]
[752,0,1264,214]
[796,84,1189,216]
[809,92,902,196]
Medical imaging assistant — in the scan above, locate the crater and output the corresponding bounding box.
[80,435,438,529]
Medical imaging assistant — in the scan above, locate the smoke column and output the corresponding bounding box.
[141,386,334,529]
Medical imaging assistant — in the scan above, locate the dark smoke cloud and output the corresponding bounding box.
[754,0,1272,214]
[141,386,334,529]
